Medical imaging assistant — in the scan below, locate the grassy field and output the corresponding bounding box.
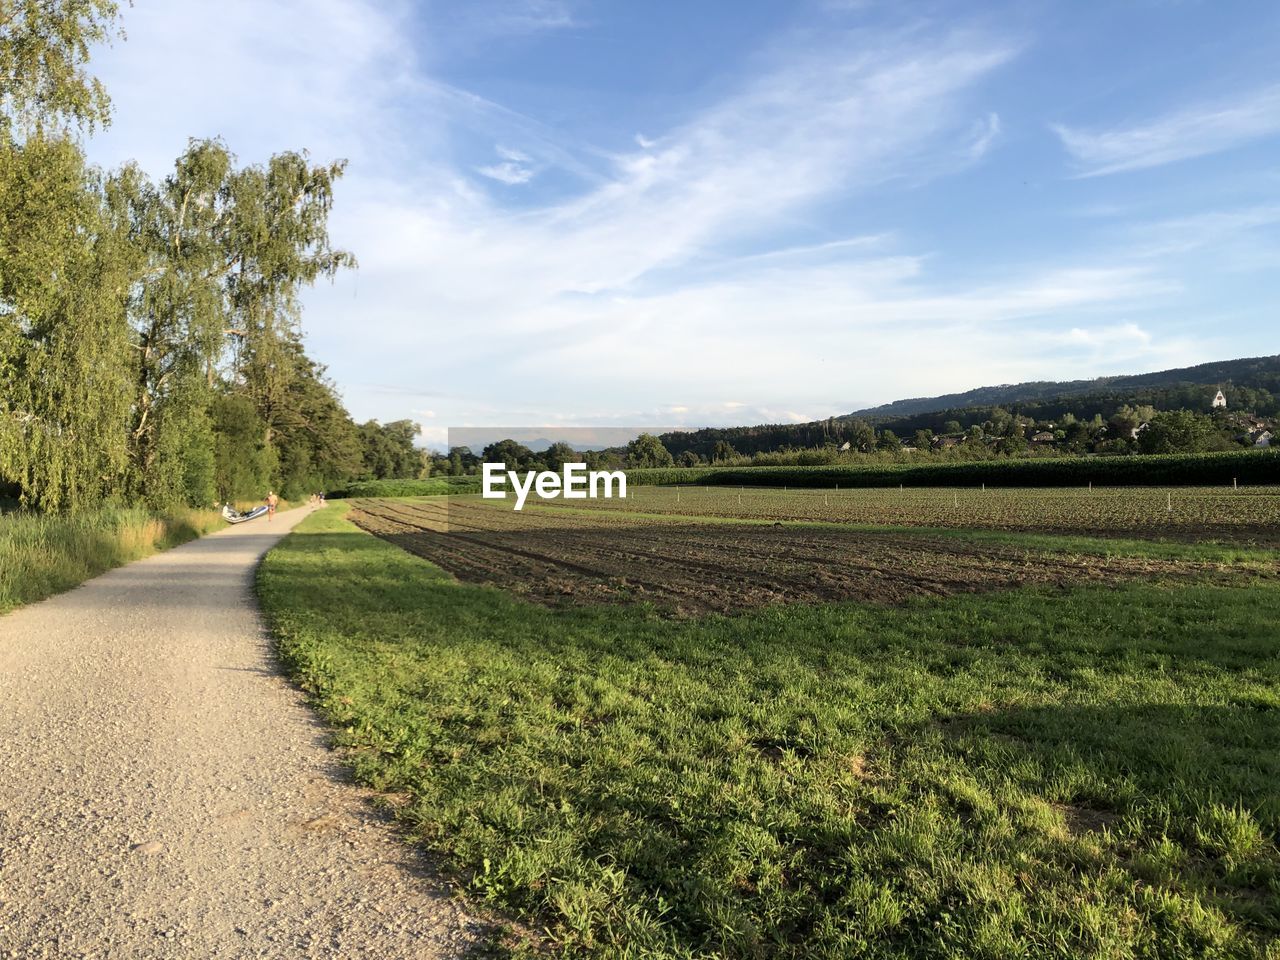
[260,495,1279,958]
[0,505,225,614]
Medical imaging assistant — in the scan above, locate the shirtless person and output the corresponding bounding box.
[266,490,279,521]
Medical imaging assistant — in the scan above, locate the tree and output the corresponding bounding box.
[114,142,233,505]
[943,420,963,435]
[0,135,134,509]
[1136,410,1221,455]
[712,440,738,463]
[360,419,421,479]
[876,430,902,452]
[543,442,578,470]
[0,3,372,511]
[222,150,355,456]
[678,450,703,467]
[846,420,876,451]
[481,439,534,472]
[1106,405,1142,447]
[913,429,933,450]
[273,345,362,497]
[211,392,271,503]
[0,0,120,136]
[447,446,478,475]
[626,433,673,468]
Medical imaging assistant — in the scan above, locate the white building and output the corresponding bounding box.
[1212,389,1227,409]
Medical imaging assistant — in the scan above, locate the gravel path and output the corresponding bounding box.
[0,509,478,959]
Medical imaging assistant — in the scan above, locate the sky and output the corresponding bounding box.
[84,0,1280,448]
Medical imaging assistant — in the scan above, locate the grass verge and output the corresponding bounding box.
[0,505,223,614]
[260,503,1280,959]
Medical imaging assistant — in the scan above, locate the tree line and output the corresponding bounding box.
[651,397,1272,464]
[0,2,419,511]
[426,403,1271,479]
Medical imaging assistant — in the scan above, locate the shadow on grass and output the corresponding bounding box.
[938,701,1280,935]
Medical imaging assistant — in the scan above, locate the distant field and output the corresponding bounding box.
[626,449,1280,488]
[261,495,1280,958]
[552,484,1280,547]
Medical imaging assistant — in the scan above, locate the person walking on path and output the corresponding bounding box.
[266,490,280,521]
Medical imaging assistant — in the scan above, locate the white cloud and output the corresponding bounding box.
[85,4,1233,437]
[477,145,537,184]
[86,0,416,176]
[1052,84,1280,176]
[1054,323,1153,349]
[967,111,1001,159]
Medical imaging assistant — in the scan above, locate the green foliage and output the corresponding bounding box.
[1138,409,1227,455]
[482,438,536,471]
[626,432,674,468]
[543,441,579,470]
[875,428,901,452]
[211,392,273,503]
[358,418,421,480]
[327,476,481,498]
[0,0,120,135]
[0,133,134,510]
[261,506,1280,958]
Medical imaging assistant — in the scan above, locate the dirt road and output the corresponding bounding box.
[0,509,475,959]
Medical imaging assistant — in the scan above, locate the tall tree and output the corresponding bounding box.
[0,0,130,509]
[116,141,234,505]
[222,152,355,453]
[0,135,134,509]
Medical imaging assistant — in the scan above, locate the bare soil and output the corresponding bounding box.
[348,498,1229,617]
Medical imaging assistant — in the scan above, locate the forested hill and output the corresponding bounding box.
[658,354,1280,459]
[850,355,1280,422]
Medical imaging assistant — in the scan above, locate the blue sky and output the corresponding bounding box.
[86,0,1280,447]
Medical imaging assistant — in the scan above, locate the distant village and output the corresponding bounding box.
[643,387,1279,469]
[838,389,1272,460]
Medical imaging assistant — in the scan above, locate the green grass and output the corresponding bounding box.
[0,505,223,614]
[259,504,1280,959]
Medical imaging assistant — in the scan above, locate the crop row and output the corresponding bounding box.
[627,449,1280,488]
[546,484,1280,544]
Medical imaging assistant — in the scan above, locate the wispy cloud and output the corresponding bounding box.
[967,111,1001,159]
[477,145,537,185]
[86,3,1234,433]
[1052,83,1280,176]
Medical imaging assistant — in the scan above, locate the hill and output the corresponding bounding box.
[659,355,1280,459]
[850,355,1280,422]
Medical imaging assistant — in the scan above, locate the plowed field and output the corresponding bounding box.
[348,498,1231,615]
[556,484,1280,546]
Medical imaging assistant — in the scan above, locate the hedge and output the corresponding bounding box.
[328,476,483,498]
